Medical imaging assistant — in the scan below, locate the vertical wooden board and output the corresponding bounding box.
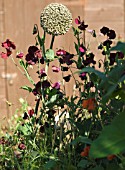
[0,0,8,123]
[3,0,28,117]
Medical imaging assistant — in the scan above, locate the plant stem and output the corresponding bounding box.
[50,35,55,49]
[11,57,35,85]
[34,98,40,115]
[83,30,85,45]
[42,31,46,57]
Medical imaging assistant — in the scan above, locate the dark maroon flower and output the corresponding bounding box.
[60,52,74,65]
[78,21,88,31]
[98,43,103,50]
[52,65,60,72]
[37,69,47,78]
[2,39,16,50]
[42,80,50,88]
[39,125,45,133]
[1,39,16,59]
[0,137,6,145]
[102,50,107,55]
[56,49,66,56]
[83,53,96,66]
[79,72,87,80]
[63,75,71,82]
[46,109,56,119]
[75,17,88,30]
[23,112,28,119]
[18,143,26,150]
[109,52,124,65]
[109,53,116,65]
[32,81,41,96]
[25,46,40,65]
[32,88,38,96]
[34,50,42,59]
[85,81,94,89]
[61,66,69,71]
[100,26,109,35]
[7,49,12,56]
[40,57,44,64]
[36,117,42,125]
[107,29,116,39]
[33,80,49,95]
[28,109,34,117]
[103,39,112,48]
[52,82,60,89]
[16,52,24,58]
[25,53,37,65]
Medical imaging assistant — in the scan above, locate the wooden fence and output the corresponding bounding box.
[0,0,124,125]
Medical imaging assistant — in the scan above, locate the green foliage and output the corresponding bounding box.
[90,111,125,158]
[20,85,33,92]
[111,41,125,54]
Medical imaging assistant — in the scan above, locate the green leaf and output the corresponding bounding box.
[44,159,57,170]
[74,42,79,54]
[46,94,58,106]
[110,41,125,54]
[37,33,44,47]
[20,86,32,92]
[79,67,106,80]
[19,59,27,69]
[106,164,122,170]
[90,111,125,158]
[17,124,32,136]
[77,160,88,168]
[91,166,104,170]
[72,27,80,36]
[71,136,92,145]
[99,64,125,102]
[45,49,55,61]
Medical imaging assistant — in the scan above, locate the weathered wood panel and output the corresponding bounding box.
[0,0,8,124]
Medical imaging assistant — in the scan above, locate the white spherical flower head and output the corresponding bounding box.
[40,3,72,36]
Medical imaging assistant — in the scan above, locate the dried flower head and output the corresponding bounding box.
[40,3,72,35]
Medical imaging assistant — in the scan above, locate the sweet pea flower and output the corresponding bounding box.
[52,82,61,89]
[16,52,24,58]
[28,109,34,117]
[2,39,16,50]
[56,49,66,56]
[52,65,60,72]
[75,16,81,24]
[37,68,47,78]
[0,52,8,59]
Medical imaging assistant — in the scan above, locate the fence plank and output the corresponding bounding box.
[0,0,8,126]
